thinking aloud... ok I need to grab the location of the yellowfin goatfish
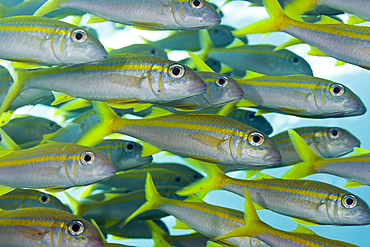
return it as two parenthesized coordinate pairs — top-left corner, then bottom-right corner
(0, 54), (207, 115)
(233, 0), (370, 69)
(272, 126), (360, 166)
(77, 102), (282, 168)
(178, 163), (370, 225)
(34, 0), (221, 30)
(0, 16), (107, 66)
(0, 207), (105, 246)
(122, 173), (268, 247)
(237, 75), (366, 118)
(108, 44), (168, 59)
(214, 189), (359, 247)
(282, 129), (370, 187)
(0, 142), (116, 190)
(0, 188), (67, 211)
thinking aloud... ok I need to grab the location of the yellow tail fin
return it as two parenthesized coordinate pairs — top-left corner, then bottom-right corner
(33, 0), (64, 16)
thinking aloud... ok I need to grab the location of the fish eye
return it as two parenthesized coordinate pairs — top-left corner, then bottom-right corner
(68, 220), (85, 236)
(194, 173), (200, 179)
(215, 76), (228, 87)
(80, 151), (95, 165)
(247, 112), (255, 120)
(342, 195), (357, 209)
(168, 64), (185, 79)
(38, 194), (51, 204)
(49, 122), (55, 129)
(328, 128), (341, 139)
(291, 56), (300, 64)
(189, 0), (204, 9)
(71, 30), (88, 43)
(329, 84), (344, 97)
(150, 48), (156, 55)
(248, 132), (264, 146)
(175, 176), (182, 183)
(124, 142), (135, 152)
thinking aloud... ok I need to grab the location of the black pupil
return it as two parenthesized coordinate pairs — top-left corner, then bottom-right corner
(248, 113), (255, 119)
(75, 32), (83, 40)
(127, 144), (134, 150)
(293, 57), (299, 63)
(333, 86), (341, 94)
(41, 196), (48, 202)
(151, 49), (156, 54)
(214, 29), (219, 33)
(194, 174), (199, 179)
(331, 130), (338, 136)
(218, 78), (226, 86)
(172, 67), (181, 76)
(253, 135), (260, 143)
(193, 0), (201, 6)
(72, 223), (80, 232)
(84, 155), (91, 162)
(175, 177), (181, 182)
(49, 123), (54, 128)
(346, 198), (354, 205)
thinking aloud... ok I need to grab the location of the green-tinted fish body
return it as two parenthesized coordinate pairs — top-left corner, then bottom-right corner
(34, 0), (221, 30)
(0, 16), (107, 66)
(238, 75), (366, 118)
(93, 140), (153, 172)
(0, 188), (67, 211)
(208, 44), (313, 76)
(272, 126), (360, 166)
(152, 25), (241, 51)
(0, 207), (104, 246)
(108, 44), (168, 59)
(3, 116), (60, 145)
(78, 102), (282, 168)
(0, 54), (207, 115)
(0, 143), (116, 189)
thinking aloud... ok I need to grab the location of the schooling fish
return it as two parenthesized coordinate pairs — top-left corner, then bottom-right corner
(0, 207), (105, 246)
(76, 102), (282, 168)
(237, 74), (366, 118)
(178, 163), (370, 225)
(214, 189), (359, 247)
(0, 54), (207, 115)
(282, 129), (370, 187)
(34, 0), (221, 30)
(108, 44), (168, 59)
(0, 16), (107, 66)
(272, 126), (360, 166)
(233, 0), (370, 69)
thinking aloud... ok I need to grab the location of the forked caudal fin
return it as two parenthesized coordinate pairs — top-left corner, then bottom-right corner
(33, 0), (65, 16)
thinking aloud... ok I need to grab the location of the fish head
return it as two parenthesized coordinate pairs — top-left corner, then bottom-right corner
(197, 72), (244, 107)
(328, 193), (370, 225)
(56, 217), (105, 246)
(276, 49), (313, 76)
(113, 141), (153, 172)
(151, 62), (207, 101)
(172, 0), (221, 30)
(205, 58), (222, 73)
(231, 129), (281, 167)
(315, 83), (366, 117)
(313, 127), (360, 158)
(53, 28), (108, 65)
(65, 146), (116, 187)
(235, 110), (273, 135)
(208, 25), (236, 48)
(34, 192), (69, 211)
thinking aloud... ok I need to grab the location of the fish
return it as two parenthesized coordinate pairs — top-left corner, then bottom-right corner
(76, 102), (282, 168)
(3, 115), (60, 146)
(93, 140), (153, 172)
(0, 207), (105, 246)
(232, 0), (370, 69)
(34, 0), (221, 30)
(282, 129), (370, 187)
(237, 74), (366, 118)
(0, 54), (207, 115)
(0, 16), (107, 66)
(108, 44), (168, 59)
(178, 163), (370, 225)
(0, 188), (68, 211)
(272, 126), (361, 166)
(122, 173), (269, 247)
(207, 44), (313, 76)
(0, 142), (116, 190)
(214, 188), (359, 247)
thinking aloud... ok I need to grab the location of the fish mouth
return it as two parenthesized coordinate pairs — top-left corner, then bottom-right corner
(202, 14), (221, 28)
(356, 214), (370, 225)
(206, 93), (244, 107)
(265, 153), (282, 166)
(189, 84), (208, 96)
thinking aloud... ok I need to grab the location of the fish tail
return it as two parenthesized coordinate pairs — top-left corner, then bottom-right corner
(198, 29), (215, 60)
(177, 161), (226, 196)
(121, 173), (164, 227)
(64, 192), (84, 217)
(214, 188), (263, 240)
(0, 67), (27, 115)
(280, 129), (322, 179)
(33, 0), (64, 16)
(284, 0), (316, 20)
(76, 101), (122, 147)
(146, 220), (172, 247)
